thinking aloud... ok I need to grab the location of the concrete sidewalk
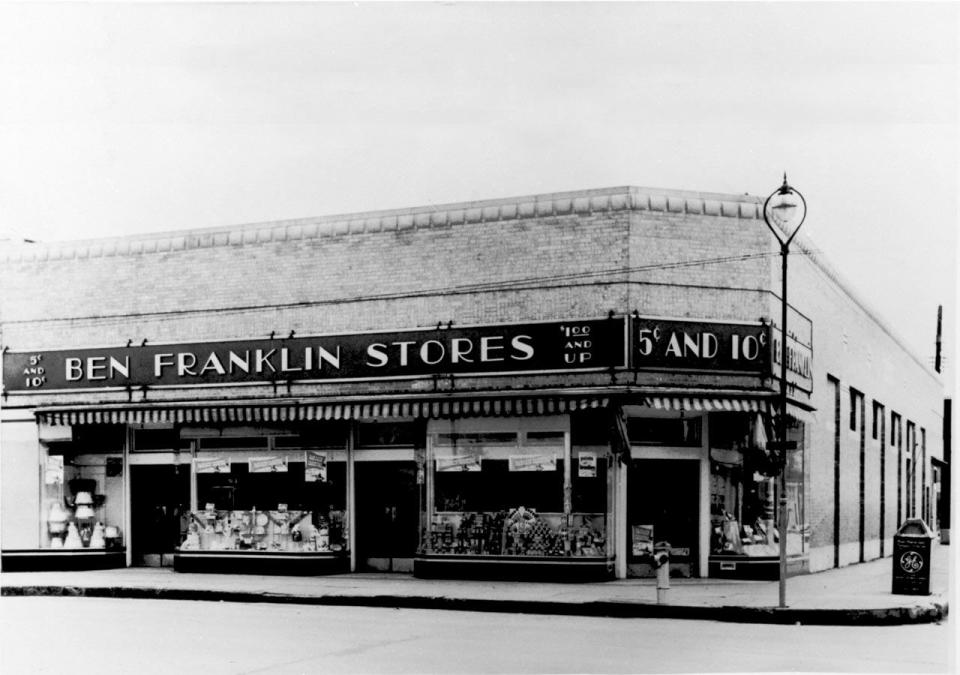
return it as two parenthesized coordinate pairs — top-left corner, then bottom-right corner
(1, 543), (950, 625)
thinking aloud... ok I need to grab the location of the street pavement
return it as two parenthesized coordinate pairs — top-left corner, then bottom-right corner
(1, 542), (951, 625)
(1, 596), (951, 674)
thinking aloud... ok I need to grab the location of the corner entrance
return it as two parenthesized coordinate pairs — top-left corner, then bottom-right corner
(355, 461), (419, 572)
(627, 459), (700, 577)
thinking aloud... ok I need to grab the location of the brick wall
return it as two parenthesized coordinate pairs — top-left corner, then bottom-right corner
(782, 237), (943, 572)
(2, 213), (633, 347)
(627, 210), (772, 321)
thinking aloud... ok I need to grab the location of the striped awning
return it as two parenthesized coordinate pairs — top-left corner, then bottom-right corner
(36, 396), (610, 426)
(644, 396), (769, 413)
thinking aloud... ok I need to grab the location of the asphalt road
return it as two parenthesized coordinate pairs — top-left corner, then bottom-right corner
(0, 596), (951, 674)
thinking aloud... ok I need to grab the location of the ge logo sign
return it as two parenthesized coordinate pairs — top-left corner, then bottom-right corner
(899, 550), (923, 574)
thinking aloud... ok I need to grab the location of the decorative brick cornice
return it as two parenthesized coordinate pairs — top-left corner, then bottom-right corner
(0, 185), (763, 264)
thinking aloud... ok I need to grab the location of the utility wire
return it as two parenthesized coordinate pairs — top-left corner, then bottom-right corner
(3, 249), (796, 327)
(439, 251), (780, 295)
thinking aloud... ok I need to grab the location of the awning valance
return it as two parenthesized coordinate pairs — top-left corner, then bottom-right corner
(643, 396), (769, 413)
(36, 396), (610, 426)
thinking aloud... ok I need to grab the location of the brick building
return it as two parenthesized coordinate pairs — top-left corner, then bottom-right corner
(0, 185), (944, 580)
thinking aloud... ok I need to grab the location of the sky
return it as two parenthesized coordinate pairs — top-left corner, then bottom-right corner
(0, 1), (956, 386)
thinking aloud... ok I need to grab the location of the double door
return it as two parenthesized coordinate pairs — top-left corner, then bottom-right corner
(355, 461), (420, 572)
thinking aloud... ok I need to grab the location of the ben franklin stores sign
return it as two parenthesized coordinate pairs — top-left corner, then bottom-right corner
(2, 316), (810, 393)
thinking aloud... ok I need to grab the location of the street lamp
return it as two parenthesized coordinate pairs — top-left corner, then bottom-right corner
(762, 173), (807, 609)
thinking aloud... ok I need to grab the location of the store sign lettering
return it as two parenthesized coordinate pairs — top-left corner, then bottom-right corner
(770, 323), (814, 394)
(364, 335), (534, 368)
(2, 318), (627, 392)
(2, 315), (812, 393)
(632, 318), (771, 373)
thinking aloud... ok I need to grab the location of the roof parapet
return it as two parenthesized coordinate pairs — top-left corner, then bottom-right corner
(0, 185), (763, 264)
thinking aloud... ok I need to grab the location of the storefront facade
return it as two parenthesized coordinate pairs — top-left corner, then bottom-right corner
(0, 185), (943, 580)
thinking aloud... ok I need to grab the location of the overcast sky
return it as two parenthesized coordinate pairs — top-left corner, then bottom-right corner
(0, 2), (956, 385)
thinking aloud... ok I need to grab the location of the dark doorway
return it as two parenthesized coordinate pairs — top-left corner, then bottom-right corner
(355, 461), (419, 572)
(627, 459), (700, 577)
(130, 465), (191, 567)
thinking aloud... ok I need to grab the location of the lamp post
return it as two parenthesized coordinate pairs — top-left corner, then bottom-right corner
(762, 174), (806, 609)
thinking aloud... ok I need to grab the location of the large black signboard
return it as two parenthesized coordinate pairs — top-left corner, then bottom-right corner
(633, 317), (771, 374)
(3, 317), (627, 392)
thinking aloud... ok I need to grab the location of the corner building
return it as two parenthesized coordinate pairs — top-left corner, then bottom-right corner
(0, 186), (944, 581)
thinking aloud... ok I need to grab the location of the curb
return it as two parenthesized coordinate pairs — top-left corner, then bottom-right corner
(1, 585), (948, 626)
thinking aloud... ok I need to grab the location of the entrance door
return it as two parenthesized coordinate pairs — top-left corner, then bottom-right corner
(628, 459), (700, 577)
(130, 465), (191, 567)
(355, 461), (419, 572)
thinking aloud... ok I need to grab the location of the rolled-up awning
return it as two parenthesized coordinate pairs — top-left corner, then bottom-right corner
(643, 396), (770, 413)
(35, 395), (610, 426)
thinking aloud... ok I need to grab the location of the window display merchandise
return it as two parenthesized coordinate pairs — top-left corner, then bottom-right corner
(708, 413), (807, 577)
(180, 507), (345, 553)
(416, 417), (614, 580)
(42, 452), (124, 552)
(1, 436), (134, 571)
(174, 432), (349, 574)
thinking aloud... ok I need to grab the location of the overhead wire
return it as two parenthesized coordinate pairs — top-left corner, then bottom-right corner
(3, 249), (797, 327)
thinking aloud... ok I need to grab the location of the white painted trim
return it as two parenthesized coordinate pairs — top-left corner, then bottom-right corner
(630, 446), (703, 461)
(123, 427), (132, 568)
(352, 448), (415, 462)
(0, 408), (36, 422)
(563, 429), (572, 528)
(128, 452), (180, 465)
(189, 441), (198, 512)
(347, 423), (356, 573)
(699, 443), (710, 578)
(615, 461), (628, 579)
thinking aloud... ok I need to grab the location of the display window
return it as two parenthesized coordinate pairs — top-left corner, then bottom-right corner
(40, 426), (126, 552)
(709, 413), (807, 559)
(420, 417), (611, 559)
(179, 426), (348, 554)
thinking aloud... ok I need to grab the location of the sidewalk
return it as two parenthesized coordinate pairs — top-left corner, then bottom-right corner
(2, 543), (950, 626)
